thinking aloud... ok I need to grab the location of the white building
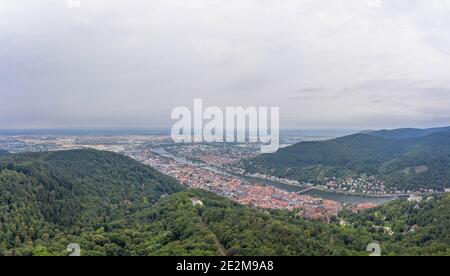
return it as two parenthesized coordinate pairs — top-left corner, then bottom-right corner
(191, 198), (204, 207)
(408, 194), (423, 203)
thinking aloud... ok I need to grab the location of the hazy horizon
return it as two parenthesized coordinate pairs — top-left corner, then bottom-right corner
(0, 125), (449, 136)
(2, 0), (450, 129)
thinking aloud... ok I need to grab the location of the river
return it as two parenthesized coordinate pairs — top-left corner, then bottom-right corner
(151, 148), (400, 204)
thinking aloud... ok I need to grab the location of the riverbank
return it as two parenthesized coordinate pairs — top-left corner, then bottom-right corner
(149, 147), (405, 204)
(235, 173), (406, 199)
(235, 174), (400, 204)
(235, 173), (443, 203)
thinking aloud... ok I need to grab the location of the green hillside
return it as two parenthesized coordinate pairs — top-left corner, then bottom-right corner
(0, 150), (372, 256)
(241, 129), (450, 191)
(0, 150), (183, 255)
(343, 193), (450, 256)
(367, 126), (450, 140)
(1, 149), (449, 256)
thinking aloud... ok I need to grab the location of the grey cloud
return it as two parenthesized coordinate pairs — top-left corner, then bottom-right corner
(1, 0), (450, 129)
(294, 87), (325, 94)
(290, 87), (341, 101)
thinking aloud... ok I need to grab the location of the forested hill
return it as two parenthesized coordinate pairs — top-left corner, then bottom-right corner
(0, 149), (183, 255)
(114, 191), (450, 256)
(365, 126), (450, 140)
(1, 149), (449, 256)
(343, 193), (450, 256)
(0, 150), (372, 256)
(241, 127), (450, 191)
(0, 149), (8, 155)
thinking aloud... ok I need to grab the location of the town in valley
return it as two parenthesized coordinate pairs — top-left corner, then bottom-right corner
(0, 131), (428, 222)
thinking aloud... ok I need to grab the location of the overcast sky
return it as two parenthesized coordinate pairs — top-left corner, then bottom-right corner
(1, 0), (450, 129)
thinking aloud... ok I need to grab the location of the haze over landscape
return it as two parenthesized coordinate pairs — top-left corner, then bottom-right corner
(1, 0), (450, 129)
(1, 0), (450, 258)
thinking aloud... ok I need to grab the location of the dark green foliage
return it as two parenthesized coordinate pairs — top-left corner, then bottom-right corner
(0, 149), (183, 255)
(1, 149), (449, 256)
(242, 130), (450, 191)
(343, 194), (450, 256)
(133, 190), (373, 256)
(367, 126), (450, 140)
(0, 150), (372, 256)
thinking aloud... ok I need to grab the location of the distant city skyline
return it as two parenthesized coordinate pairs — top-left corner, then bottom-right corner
(1, 0), (450, 129)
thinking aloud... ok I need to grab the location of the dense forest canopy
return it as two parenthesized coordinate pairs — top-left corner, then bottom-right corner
(342, 193), (450, 256)
(0, 150), (183, 255)
(366, 126), (450, 140)
(0, 149), (449, 256)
